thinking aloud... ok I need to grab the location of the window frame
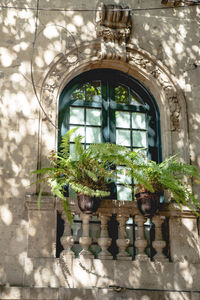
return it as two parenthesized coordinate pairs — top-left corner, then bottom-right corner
(59, 68), (162, 162)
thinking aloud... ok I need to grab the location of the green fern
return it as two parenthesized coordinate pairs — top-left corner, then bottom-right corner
(135, 155), (200, 216)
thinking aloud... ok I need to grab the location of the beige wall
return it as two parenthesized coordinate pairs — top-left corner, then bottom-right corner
(0, 0), (200, 298)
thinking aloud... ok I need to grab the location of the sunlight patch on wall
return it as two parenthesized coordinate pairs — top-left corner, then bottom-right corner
(34, 267), (58, 287)
(13, 41), (29, 52)
(44, 25), (60, 39)
(19, 252), (33, 275)
(44, 50), (55, 65)
(6, 179), (20, 197)
(66, 23), (77, 33)
(16, 220), (28, 242)
(141, 296), (151, 300)
(175, 42), (183, 54)
(0, 204), (13, 226)
(10, 73), (27, 88)
(5, 9), (17, 26)
(182, 218), (195, 231)
(12, 161), (21, 176)
(35, 56), (44, 68)
(178, 76), (191, 92)
(73, 15), (84, 27)
(19, 61), (30, 76)
(178, 261), (194, 287)
(1, 288), (21, 299)
(0, 47), (16, 67)
(178, 24), (187, 39)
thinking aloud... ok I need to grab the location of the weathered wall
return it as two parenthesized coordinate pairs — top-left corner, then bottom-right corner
(0, 0), (200, 299)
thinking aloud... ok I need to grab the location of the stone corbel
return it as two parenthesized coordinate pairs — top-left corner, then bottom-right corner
(96, 3), (132, 61)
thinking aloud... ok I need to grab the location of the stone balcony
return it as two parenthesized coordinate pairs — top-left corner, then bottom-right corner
(24, 195), (200, 292)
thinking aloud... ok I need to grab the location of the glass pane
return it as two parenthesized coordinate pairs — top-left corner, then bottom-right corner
(116, 167), (132, 184)
(144, 225), (151, 241)
(126, 217), (134, 224)
(73, 214), (81, 221)
(117, 185), (132, 201)
(72, 222), (82, 242)
(132, 113), (146, 129)
(86, 109), (101, 126)
(132, 131), (147, 147)
(130, 91), (143, 106)
(126, 225), (134, 244)
(85, 81), (101, 101)
(133, 148), (147, 160)
(69, 107), (84, 125)
(116, 111), (130, 128)
(127, 247), (134, 258)
(89, 223), (101, 243)
(72, 86), (85, 100)
(86, 127), (101, 143)
(69, 143), (85, 161)
(69, 126), (85, 141)
(116, 129), (131, 146)
(114, 85), (129, 104)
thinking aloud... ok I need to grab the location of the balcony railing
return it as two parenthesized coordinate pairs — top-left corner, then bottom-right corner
(57, 198), (170, 262)
(26, 195), (199, 263)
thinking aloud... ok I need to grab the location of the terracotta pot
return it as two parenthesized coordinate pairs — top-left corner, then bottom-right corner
(135, 191), (160, 217)
(77, 194), (101, 214)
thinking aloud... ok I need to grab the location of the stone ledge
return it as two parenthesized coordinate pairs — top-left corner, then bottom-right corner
(0, 287), (58, 300)
(0, 287), (200, 300)
(25, 195), (199, 218)
(19, 257), (200, 291)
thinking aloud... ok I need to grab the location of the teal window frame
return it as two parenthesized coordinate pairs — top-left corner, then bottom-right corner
(57, 68), (162, 259)
(59, 68), (161, 163)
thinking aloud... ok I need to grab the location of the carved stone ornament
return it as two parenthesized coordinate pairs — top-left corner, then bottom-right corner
(40, 42), (184, 132)
(95, 3), (132, 61)
(128, 51), (181, 131)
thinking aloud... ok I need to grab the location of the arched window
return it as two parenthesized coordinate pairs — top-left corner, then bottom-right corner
(59, 68), (161, 200)
(57, 68), (161, 258)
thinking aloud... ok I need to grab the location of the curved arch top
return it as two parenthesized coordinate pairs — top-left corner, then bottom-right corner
(39, 40), (189, 162)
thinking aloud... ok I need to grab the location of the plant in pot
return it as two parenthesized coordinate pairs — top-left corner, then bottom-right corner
(32, 128), (116, 222)
(32, 128), (148, 222)
(133, 154), (200, 217)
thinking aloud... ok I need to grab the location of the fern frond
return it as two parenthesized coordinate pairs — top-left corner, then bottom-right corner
(60, 127), (79, 159)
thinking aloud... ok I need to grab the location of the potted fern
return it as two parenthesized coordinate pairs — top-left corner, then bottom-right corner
(133, 155), (200, 217)
(33, 128), (115, 221)
(33, 128), (149, 221)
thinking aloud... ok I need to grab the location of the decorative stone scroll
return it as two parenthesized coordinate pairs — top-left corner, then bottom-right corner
(96, 3), (132, 61)
(128, 51), (181, 131)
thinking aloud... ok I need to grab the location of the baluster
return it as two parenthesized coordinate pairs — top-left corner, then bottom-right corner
(79, 213), (94, 258)
(60, 211), (75, 259)
(134, 215), (149, 261)
(98, 213), (112, 260)
(116, 214), (132, 260)
(152, 216), (168, 262)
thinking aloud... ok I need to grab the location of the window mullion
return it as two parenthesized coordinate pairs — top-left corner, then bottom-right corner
(102, 80), (109, 143)
(108, 82), (116, 144)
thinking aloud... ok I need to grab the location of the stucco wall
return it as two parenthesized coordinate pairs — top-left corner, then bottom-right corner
(0, 0), (200, 298)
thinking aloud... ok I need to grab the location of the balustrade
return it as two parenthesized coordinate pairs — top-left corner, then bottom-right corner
(116, 214), (132, 260)
(152, 215), (168, 262)
(58, 198), (169, 261)
(79, 213), (94, 258)
(134, 215), (149, 261)
(97, 213), (112, 259)
(25, 195), (200, 266)
(60, 211), (75, 259)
